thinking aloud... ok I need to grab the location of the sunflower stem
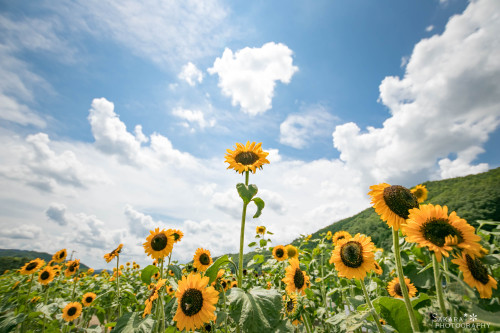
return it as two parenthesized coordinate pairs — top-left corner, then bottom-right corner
(303, 311), (313, 333)
(442, 259), (456, 320)
(237, 170), (250, 288)
(360, 279), (384, 333)
(160, 258), (166, 333)
(432, 253), (447, 317)
(392, 228), (419, 332)
(116, 255), (121, 319)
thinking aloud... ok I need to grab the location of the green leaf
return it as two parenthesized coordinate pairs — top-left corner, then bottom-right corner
(248, 242), (257, 247)
(205, 255), (229, 285)
(140, 265), (159, 285)
(252, 197), (265, 218)
(164, 327), (181, 333)
(253, 254), (264, 264)
(167, 264), (182, 280)
(227, 287), (282, 333)
(470, 304), (500, 328)
(236, 183), (258, 204)
(259, 239), (267, 247)
(0, 313), (26, 333)
(113, 312), (155, 333)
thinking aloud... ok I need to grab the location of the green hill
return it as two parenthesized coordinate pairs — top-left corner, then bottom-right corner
(0, 249), (89, 274)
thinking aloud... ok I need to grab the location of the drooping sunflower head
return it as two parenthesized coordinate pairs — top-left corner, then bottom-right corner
(285, 245), (299, 259)
(411, 184), (428, 203)
(284, 293), (298, 316)
(193, 248), (213, 272)
(256, 226), (266, 235)
(282, 258), (309, 295)
(173, 273), (219, 332)
(62, 302), (82, 322)
(143, 228), (175, 260)
(368, 183), (419, 230)
(273, 245), (288, 262)
(387, 277), (417, 298)
(104, 244), (123, 263)
(52, 249), (67, 263)
(171, 229), (184, 243)
(402, 204), (481, 262)
(38, 266), (56, 285)
(20, 258), (45, 275)
(225, 141), (270, 174)
(82, 292), (97, 307)
(452, 253), (497, 299)
(332, 231), (351, 246)
(330, 233), (375, 280)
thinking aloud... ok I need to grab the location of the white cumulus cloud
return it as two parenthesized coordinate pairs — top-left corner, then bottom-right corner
(172, 107), (216, 131)
(178, 62), (203, 86)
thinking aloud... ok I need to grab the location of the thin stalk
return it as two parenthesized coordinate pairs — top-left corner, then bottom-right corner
(116, 256), (122, 318)
(360, 280), (384, 333)
(303, 311), (313, 333)
(159, 259), (165, 332)
(392, 228), (419, 332)
(432, 253), (447, 316)
(442, 260), (456, 319)
(236, 171), (250, 333)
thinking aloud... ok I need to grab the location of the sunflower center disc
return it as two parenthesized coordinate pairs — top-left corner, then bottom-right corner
(421, 218), (463, 247)
(67, 307), (77, 316)
(199, 253), (210, 265)
(394, 283), (403, 297)
(340, 242), (363, 268)
(465, 254), (490, 284)
(293, 268), (305, 289)
(151, 233), (168, 251)
(235, 151), (259, 165)
(59, 252), (65, 259)
(287, 248), (297, 258)
(287, 299), (295, 313)
(276, 248), (284, 258)
(85, 296), (93, 303)
(414, 188), (423, 198)
(181, 288), (204, 316)
(26, 262), (37, 271)
(40, 271), (50, 280)
(383, 185), (419, 219)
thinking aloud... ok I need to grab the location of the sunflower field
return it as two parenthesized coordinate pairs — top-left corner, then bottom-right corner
(1, 141), (499, 333)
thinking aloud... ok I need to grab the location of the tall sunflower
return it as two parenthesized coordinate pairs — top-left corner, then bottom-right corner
(332, 231), (351, 246)
(452, 253), (497, 299)
(225, 141), (270, 174)
(387, 277), (417, 298)
(173, 273), (219, 332)
(273, 245), (288, 261)
(285, 245), (299, 259)
(62, 302), (82, 322)
(368, 183), (419, 230)
(256, 226), (266, 235)
(52, 249), (67, 263)
(282, 258), (309, 295)
(38, 266), (56, 285)
(104, 244), (123, 263)
(193, 248), (213, 272)
(329, 233), (375, 280)
(82, 292), (97, 307)
(171, 229), (184, 243)
(20, 258), (45, 275)
(143, 228), (175, 260)
(402, 204), (481, 262)
(411, 184), (428, 203)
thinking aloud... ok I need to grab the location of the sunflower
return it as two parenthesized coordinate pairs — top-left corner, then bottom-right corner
(402, 204), (481, 262)
(87, 268), (94, 275)
(52, 249), (67, 263)
(285, 245), (299, 259)
(82, 292), (97, 307)
(230, 280), (238, 288)
(273, 245), (288, 261)
(211, 269), (226, 287)
(225, 141), (270, 174)
(411, 184), (428, 203)
(38, 266), (56, 285)
(143, 228), (175, 260)
(387, 277), (417, 298)
(332, 231), (351, 246)
(20, 259), (45, 275)
(104, 244), (123, 263)
(62, 302), (82, 322)
(329, 233), (375, 280)
(379, 319), (386, 325)
(193, 248), (213, 272)
(373, 261), (383, 275)
(173, 273), (219, 332)
(326, 231), (332, 240)
(368, 183), (419, 230)
(167, 286), (175, 295)
(256, 226), (266, 235)
(284, 293), (298, 316)
(171, 229), (184, 243)
(143, 299), (153, 318)
(452, 253), (497, 298)
(65, 260), (80, 277)
(282, 258), (309, 295)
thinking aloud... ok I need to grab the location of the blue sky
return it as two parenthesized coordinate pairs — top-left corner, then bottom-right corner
(1, 0), (499, 269)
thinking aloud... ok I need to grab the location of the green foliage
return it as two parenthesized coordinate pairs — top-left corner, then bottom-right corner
(113, 312), (155, 333)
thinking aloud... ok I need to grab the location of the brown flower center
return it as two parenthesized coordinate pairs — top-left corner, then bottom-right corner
(26, 262), (38, 271)
(67, 306), (77, 316)
(287, 247), (297, 258)
(286, 299), (295, 313)
(235, 151), (259, 165)
(340, 241), (363, 268)
(59, 252), (65, 259)
(199, 253), (210, 266)
(383, 185), (419, 219)
(394, 282), (403, 297)
(180, 288), (204, 316)
(414, 188), (424, 198)
(421, 218), (463, 247)
(151, 233), (168, 251)
(40, 271), (50, 280)
(465, 254), (490, 285)
(293, 268), (305, 289)
(275, 248), (285, 258)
